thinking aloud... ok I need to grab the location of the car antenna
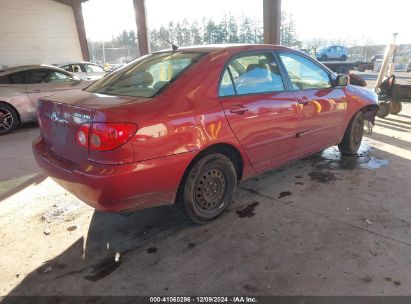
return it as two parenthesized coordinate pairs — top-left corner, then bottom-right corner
(166, 40), (179, 53)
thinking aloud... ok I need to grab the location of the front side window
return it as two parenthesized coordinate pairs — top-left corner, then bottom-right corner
(46, 71), (76, 83)
(219, 53), (285, 96)
(279, 53), (331, 90)
(86, 52), (204, 98)
(84, 64), (104, 73)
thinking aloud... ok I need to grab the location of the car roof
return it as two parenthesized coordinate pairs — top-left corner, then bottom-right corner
(59, 62), (101, 66)
(0, 64), (69, 76)
(154, 44), (292, 54)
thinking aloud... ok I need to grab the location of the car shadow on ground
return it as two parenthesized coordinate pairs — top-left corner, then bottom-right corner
(3, 205), (195, 300)
(2, 138), (411, 298)
(0, 123), (44, 202)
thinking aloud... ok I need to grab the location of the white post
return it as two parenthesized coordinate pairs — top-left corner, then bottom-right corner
(375, 44), (395, 91)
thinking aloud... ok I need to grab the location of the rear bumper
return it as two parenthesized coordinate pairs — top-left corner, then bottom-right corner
(32, 137), (194, 212)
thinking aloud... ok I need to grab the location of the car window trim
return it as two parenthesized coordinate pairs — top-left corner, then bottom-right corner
(276, 50), (334, 92)
(218, 49), (291, 99)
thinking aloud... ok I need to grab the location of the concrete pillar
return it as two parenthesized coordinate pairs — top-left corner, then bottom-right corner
(133, 0), (150, 56)
(263, 0), (281, 45)
(71, 0), (90, 61)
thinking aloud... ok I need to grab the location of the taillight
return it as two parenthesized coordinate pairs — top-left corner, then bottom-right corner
(75, 123), (137, 151)
(76, 123), (90, 147)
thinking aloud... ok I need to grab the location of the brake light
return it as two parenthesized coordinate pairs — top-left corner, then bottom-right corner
(75, 123), (137, 151)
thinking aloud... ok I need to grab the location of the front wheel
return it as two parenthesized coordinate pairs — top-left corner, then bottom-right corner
(177, 153), (237, 224)
(338, 111), (364, 155)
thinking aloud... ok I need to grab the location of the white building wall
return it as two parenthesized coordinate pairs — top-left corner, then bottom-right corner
(0, 0), (83, 67)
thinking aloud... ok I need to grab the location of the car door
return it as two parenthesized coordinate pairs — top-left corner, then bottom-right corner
(278, 52), (348, 154)
(219, 52), (299, 170)
(26, 68), (82, 107)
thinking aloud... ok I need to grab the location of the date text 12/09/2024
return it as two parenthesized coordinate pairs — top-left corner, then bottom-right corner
(149, 296), (257, 303)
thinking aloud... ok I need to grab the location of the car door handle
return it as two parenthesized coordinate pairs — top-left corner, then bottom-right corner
(297, 96), (310, 106)
(28, 89), (41, 93)
(230, 105), (249, 115)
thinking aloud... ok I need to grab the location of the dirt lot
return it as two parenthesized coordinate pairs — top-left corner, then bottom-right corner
(1, 74), (411, 297)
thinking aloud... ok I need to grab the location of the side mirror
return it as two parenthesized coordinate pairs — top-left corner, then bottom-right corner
(336, 74), (349, 87)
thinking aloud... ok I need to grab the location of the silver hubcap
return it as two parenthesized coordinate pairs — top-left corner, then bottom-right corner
(0, 108), (13, 132)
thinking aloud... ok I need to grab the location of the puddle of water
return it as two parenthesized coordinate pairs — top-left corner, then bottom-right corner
(236, 202), (259, 218)
(308, 143), (389, 170)
(308, 171), (337, 183)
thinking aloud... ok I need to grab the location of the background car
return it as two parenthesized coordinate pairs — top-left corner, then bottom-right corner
(0, 65), (92, 134)
(316, 45), (348, 61)
(60, 62), (107, 80)
(33, 45), (378, 224)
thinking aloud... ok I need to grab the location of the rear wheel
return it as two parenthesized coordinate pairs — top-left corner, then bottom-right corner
(338, 111), (364, 155)
(177, 153), (237, 224)
(376, 102), (390, 118)
(389, 101), (402, 115)
(0, 103), (19, 135)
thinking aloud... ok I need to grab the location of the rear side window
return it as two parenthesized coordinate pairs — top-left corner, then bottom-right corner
(219, 53), (285, 97)
(26, 69), (50, 84)
(87, 52), (204, 98)
(0, 72), (25, 84)
(61, 65), (72, 72)
(279, 53), (331, 90)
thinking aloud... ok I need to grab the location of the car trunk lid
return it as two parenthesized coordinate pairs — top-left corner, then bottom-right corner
(37, 90), (145, 164)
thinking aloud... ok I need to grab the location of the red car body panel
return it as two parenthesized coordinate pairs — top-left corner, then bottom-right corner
(33, 44), (378, 212)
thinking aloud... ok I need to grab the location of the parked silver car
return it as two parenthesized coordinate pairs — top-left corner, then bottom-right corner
(0, 65), (92, 135)
(60, 62), (107, 80)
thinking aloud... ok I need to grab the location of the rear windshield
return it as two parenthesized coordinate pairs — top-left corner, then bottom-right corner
(86, 52), (205, 98)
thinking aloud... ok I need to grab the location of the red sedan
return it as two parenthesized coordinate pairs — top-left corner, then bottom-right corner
(33, 44), (379, 223)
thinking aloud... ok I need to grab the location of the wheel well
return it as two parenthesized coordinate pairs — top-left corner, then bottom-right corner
(175, 143), (244, 203)
(0, 101), (21, 123)
(360, 104), (379, 123)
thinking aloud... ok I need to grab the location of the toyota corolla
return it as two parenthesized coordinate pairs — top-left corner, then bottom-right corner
(33, 44), (379, 223)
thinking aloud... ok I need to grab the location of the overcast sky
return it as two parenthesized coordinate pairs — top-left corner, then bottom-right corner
(82, 0), (411, 45)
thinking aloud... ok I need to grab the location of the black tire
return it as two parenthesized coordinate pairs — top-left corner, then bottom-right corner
(389, 101), (402, 115)
(0, 103), (19, 135)
(177, 153), (237, 224)
(338, 111), (364, 155)
(376, 102), (390, 118)
(340, 55), (347, 61)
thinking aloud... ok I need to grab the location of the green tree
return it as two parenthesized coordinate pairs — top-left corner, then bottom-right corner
(227, 14), (239, 43)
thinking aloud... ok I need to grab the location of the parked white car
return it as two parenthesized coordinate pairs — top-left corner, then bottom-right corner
(60, 62), (107, 80)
